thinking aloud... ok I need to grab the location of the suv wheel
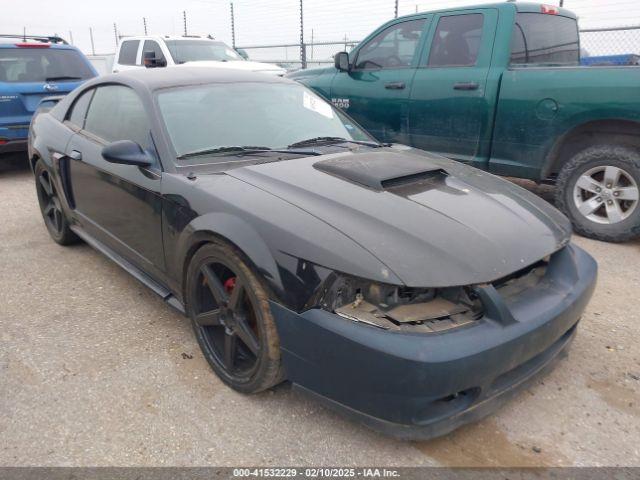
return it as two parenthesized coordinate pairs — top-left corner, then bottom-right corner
(555, 145), (640, 242)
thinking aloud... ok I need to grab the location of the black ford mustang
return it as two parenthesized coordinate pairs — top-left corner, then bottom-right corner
(28, 68), (597, 439)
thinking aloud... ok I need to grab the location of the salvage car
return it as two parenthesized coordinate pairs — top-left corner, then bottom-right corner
(289, 2), (640, 243)
(28, 68), (597, 439)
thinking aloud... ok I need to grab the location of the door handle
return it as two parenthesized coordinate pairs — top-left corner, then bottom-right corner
(453, 82), (479, 91)
(384, 81), (406, 90)
(69, 150), (82, 161)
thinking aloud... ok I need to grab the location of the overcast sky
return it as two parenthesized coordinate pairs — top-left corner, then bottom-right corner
(2, 0), (638, 56)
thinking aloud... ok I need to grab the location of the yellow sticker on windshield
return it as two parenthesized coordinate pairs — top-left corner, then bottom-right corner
(303, 91), (334, 119)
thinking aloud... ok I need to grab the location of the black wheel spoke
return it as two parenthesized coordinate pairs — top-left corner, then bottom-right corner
(201, 265), (229, 307)
(39, 174), (53, 196)
(44, 202), (55, 217)
(228, 281), (245, 311)
(195, 309), (222, 326)
(224, 332), (237, 369)
(53, 209), (62, 232)
(235, 317), (260, 355)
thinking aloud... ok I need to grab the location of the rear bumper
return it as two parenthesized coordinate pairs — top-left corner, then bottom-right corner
(270, 243), (597, 440)
(0, 138), (27, 155)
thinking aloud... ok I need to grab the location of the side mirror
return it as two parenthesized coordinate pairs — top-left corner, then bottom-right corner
(235, 48), (249, 60)
(102, 140), (153, 167)
(334, 51), (350, 71)
(143, 51), (166, 68)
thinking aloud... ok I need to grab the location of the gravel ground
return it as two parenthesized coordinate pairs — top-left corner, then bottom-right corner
(1, 155), (639, 467)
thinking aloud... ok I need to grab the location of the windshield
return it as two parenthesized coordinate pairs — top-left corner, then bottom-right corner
(165, 40), (243, 63)
(158, 82), (373, 160)
(0, 48), (95, 83)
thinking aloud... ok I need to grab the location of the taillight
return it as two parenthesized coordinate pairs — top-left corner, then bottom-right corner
(541, 4), (560, 14)
(0, 139), (7, 145)
(15, 42), (51, 48)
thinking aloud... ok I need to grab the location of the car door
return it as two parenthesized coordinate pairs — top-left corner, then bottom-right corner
(64, 84), (166, 273)
(329, 17), (430, 144)
(408, 9), (498, 169)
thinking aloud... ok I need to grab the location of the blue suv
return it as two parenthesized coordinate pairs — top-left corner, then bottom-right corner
(0, 34), (97, 156)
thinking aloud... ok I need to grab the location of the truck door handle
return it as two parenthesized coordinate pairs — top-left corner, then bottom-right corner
(453, 82), (479, 91)
(384, 81), (406, 90)
(69, 150), (82, 161)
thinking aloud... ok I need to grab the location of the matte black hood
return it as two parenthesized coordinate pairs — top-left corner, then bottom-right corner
(227, 148), (572, 287)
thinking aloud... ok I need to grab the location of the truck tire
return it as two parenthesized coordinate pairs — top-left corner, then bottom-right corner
(555, 145), (640, 242)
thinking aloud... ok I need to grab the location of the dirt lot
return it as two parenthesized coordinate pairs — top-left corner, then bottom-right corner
(1, 155), (639, 467)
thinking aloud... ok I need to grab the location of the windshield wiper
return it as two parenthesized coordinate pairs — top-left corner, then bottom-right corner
(177, 145), (321, 159)
(287, 136), (381, 149)
(45, 76), (82, 82)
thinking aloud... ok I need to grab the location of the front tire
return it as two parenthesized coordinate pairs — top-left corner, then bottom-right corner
(555, 145), (640, 242)
(34, 160), (79, 246)
(186, 241), (284, 393)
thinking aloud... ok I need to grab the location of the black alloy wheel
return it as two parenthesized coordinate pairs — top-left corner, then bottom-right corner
(187, 242), (283, 393)
(34, 160), (78, 245)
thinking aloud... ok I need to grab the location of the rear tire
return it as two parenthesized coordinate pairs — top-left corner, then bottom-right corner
(185, 241), (284, 394)
(34, 160), (79, 246)
(555, 145), (640, 242)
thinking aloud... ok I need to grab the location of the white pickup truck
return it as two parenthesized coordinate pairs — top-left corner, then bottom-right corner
(112, 35), (286, 76)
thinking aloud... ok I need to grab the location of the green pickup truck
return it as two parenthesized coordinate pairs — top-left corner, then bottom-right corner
(288, 2), (640, 242)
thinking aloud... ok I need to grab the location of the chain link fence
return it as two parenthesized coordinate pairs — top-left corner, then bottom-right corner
(580, 26), (640, 59)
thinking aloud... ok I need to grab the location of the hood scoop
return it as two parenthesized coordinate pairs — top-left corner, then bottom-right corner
(313, 152), (446, 190)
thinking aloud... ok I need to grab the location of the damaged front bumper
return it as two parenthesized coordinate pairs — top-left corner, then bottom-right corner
(270, 243), (597, 440)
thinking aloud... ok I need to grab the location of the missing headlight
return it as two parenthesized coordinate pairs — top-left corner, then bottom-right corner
(313, 273), (482, 332)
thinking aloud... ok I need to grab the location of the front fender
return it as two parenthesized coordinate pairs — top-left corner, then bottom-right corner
(176, 211), (283, 297)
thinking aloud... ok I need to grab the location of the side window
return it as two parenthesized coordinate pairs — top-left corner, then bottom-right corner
(118, 40), (140, 66)
(427, 14), (484, 67)
(141, 40), (166, 65)
(355, 19), (426, 70)
(84, 85), (151, 149)
(510, 13), (579, 65)
(66, 89), (95, 128)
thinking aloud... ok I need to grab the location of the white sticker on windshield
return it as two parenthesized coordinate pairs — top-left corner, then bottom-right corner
(303, 91), (334, 119)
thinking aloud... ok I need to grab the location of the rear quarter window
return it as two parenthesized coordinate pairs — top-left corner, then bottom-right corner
(510, 13), (580, 66)
(118, 40), (140, 66)
(0, 48), (94, 83)
(66, 89), (95, 128)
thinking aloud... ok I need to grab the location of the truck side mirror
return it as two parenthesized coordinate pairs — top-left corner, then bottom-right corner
(334, 52), (350, 71)
(143, 51), (166, 68)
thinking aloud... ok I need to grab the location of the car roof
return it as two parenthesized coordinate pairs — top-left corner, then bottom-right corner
(397, 1), (576, 20)
(0, 42), (77, 50)
(120, 35), (224, 43)
(94, 67), (292, 91)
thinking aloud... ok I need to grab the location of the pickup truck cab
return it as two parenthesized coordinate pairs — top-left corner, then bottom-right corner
(112, 36), (286, 76)
(289, 3), (640, 242)
(0, 35), (96, 157)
